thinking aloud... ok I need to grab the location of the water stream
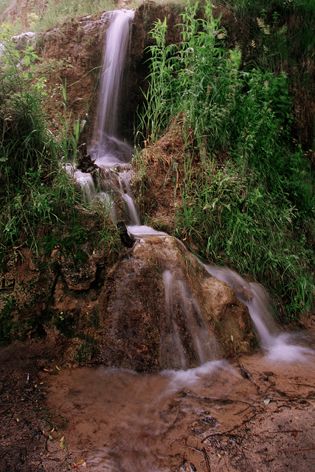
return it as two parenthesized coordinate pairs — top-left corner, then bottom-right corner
(204, 265), (314, 362)
(88, 9), (134, 167)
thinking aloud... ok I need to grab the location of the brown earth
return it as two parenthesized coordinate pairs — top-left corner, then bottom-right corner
(1, 338), (314, 472)
(36, 13), (109, 138)
(0, 208), (122, 360)
(133, 116), (187, 233)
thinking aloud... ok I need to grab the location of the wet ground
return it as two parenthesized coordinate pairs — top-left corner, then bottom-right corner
(1, 339), (314, 472)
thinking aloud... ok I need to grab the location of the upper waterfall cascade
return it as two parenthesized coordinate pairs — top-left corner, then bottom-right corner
(89, 9), (134, 167)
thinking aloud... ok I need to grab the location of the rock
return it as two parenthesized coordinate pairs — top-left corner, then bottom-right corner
(12, 31), (37, 49)
(60, 253), (98, 291)
(98, 235), (255, 372)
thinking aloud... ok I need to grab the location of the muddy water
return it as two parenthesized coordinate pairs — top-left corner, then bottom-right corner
(47, 354), (315, 472)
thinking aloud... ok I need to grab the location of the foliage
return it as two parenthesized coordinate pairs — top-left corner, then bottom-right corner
(139, 1), (314, 319)
(222, 0), (315, 13)
(1, 0), (189, 33)
(0, 34), (120, 266)
(32, 0), (116, 31)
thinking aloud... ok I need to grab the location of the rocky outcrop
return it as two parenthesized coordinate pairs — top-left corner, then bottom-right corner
(35, 14), (110, 135)
(0, 229), (255, 369)
(97, 234), (255, 372)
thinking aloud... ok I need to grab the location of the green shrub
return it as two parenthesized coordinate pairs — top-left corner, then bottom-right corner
(139, 1), (314, 319)
(0, 35), (119, 264)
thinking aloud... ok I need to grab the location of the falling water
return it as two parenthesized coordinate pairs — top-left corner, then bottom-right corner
(161, 270), (187, 370)
(89, 9), (134, 167)
(204, 265), (314, 362)
(68, 9), (140, 225)
(161, 270), (219, 370)
(65, 164), (96, 201)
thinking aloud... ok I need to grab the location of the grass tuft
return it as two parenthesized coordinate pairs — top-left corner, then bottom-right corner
(138, 0), (314, 320)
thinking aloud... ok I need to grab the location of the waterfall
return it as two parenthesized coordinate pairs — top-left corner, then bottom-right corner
(89, 9), (134, 168)
(69, 9), (140, 225)
(160, 270), (220, 370)
(204, 265), (314, 362)
(69, 8), (313, 368)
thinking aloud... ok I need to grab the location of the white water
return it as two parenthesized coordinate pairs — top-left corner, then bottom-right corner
(127, 225), (167, 238)
(161, 270), (188, 370)
(161, 270), (219, 368)
(66, 10), (140, 226)
(65, 164), (96, 201)
(89, 10), (134, 167)
(162, 359), (233, 393)
(122, 193), (141, 225)
(204, 265), (314, 362)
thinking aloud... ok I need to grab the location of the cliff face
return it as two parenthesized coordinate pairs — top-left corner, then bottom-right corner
(28, 3), (183, 143)
(37, 14), (109, 134)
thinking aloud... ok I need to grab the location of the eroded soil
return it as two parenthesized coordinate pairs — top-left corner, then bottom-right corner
(1, 339), (313, 472)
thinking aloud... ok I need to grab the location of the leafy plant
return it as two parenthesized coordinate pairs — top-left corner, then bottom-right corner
(138, 1), (314, 320)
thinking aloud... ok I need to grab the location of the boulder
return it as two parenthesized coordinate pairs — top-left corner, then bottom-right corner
(98, 234), (255, 372)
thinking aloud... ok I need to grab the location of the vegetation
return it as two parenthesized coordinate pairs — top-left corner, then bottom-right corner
(32, 0), (116, 31)
(0, 0), (187, 32)
(0, 34), (120, 266)
(139, 1), (314, 319)
(223, 0), (314, 13)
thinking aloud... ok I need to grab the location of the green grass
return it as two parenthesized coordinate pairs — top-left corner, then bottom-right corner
(220, 0), (315, 13)
(0, 34), (120, 264)
(33, 0), (116, 31)
(1, 0), (189, 33)
(138, 1), (314, 320)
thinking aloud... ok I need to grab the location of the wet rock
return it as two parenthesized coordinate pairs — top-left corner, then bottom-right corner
(98, 235), (255, 372)
(35, 14), (111, 136)
(117, 221), (134, 248)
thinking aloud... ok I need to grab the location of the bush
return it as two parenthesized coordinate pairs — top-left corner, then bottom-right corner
(139, 1), (314, 319)
(0, 34), (119, 264)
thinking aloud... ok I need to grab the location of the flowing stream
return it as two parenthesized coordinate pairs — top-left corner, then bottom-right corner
(88, 9), (134, 167)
